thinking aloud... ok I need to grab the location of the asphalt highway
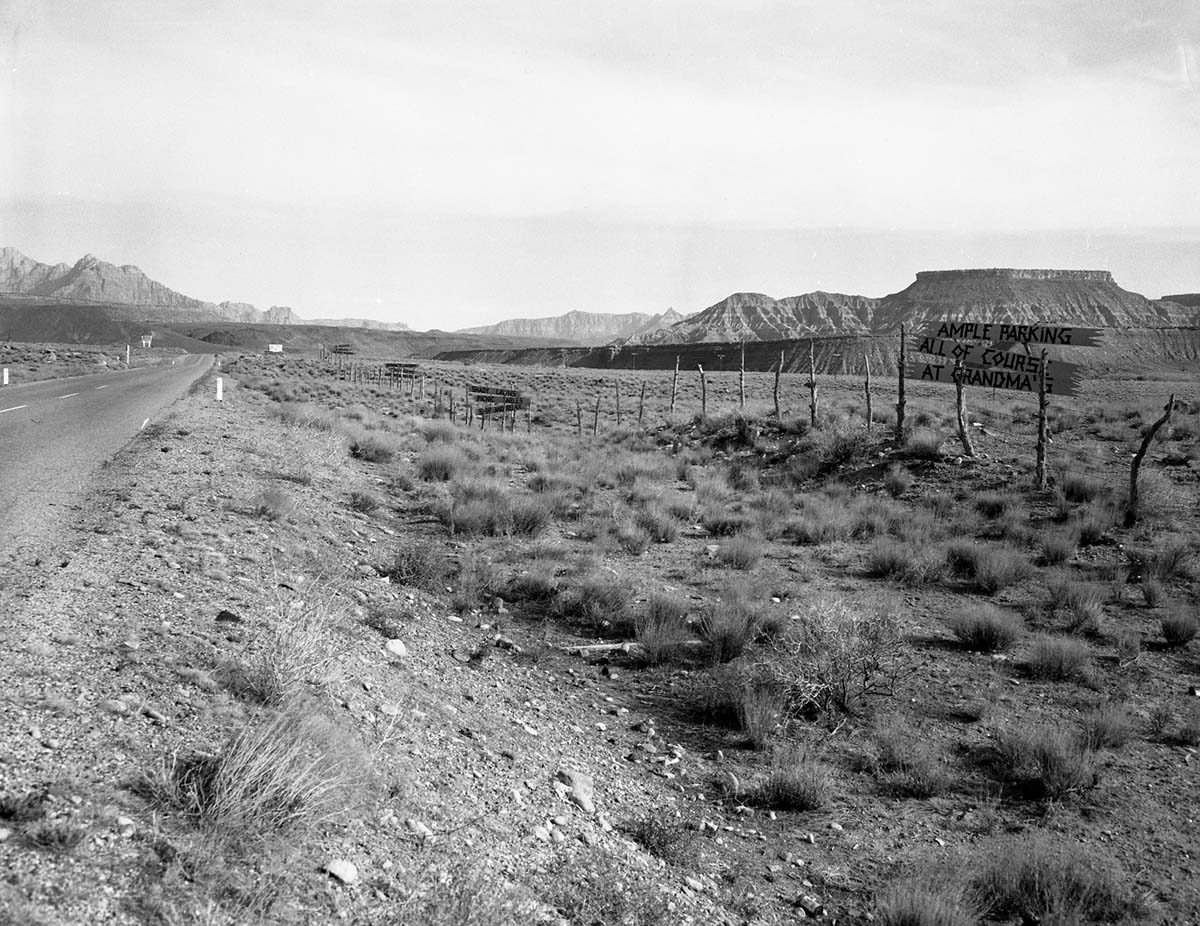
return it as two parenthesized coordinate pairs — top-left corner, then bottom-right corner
(0, 354), (214, 561)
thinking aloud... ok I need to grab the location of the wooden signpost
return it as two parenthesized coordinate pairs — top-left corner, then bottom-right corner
(466, 384), (529, 432)
(912, 322), (1101, 485)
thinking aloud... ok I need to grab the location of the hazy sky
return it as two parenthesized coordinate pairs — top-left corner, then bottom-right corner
(3, 0), (1198, 328)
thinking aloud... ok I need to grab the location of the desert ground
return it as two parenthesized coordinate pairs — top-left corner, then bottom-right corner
(1, 349), (1198, 925)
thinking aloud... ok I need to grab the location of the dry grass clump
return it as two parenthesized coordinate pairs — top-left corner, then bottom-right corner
(1044, 574), (1106, 634)
(1074, 501), (1115, 546)
(700, 508), (753, 536)
(20, 820), (87, 854)
(715, 533), (764, 570)
(1025, 635), (1094, 684)
(1079, 702), (1133, 750)
(994, 727), (1099, 800)
(633, 504), (680, 543)
(349, 489), (380, 514)
(751, 745), (833, 811)
(882, 464), (914, 498)
(902, 428), (944, 460)
(946, 604), (1023, 652)
(1160, 605), (1198, 648)
(440, 482), (551, 538)
(1060, 472), (1106, 503)
(391, 855), (541, 926)
(969, 832), (1138, 923)
(417, 420), (460, 443)
(619, 816), (700, 867)
(1126, 539), (1195, 582)
(866, 539), (946, 587)
(250, 486), (295, 521)
(737, 679), (786, 749)
(698, 587), (759, 663)
(272, 401), (339, 431)
(417, 445), (470, 482)
(383, 543), (448, 591)
(874, 881), (976, 926)
(871, 717), (950, 798)
(151, 704), (372, 838)
(615, 521), (653, 555)
(975, 491), (1022, 519)
(451, 552), (501, 613)
(968, 545), (1032, 594)
(220, 589), (340, 705)
(537, 847), (671, 926)
(1037, 530), (1077, 566)
(634, 593), (693, 665)
(348, 431), (400, 463)
(554, 576), (634, 636)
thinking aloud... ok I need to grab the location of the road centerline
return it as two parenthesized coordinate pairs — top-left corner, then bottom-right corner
(0, 405), (28, 414)
(95, 385), (109, 390)
(58, 392), (81, 399)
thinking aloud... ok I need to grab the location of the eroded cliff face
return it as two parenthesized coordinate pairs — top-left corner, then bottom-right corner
(459, 309), (677, 344)
(639, 269), (1199, 344)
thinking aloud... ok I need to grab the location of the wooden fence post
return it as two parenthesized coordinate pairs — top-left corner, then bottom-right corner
(527, 404), (532, 433)
(739, 341), (745, 410)
(638, 381), (646, 425)
(592, 395), (601, 437)
(670, 355), (679, 420)
(1125, 394), (1174, 526)
(698, 364), (707, 420)
(774, 350), (782, 420)
(576, 399), (583, 437)
(953, 360), (975, 457)
(807, 341), (818, 427)
(864, 353), (872, 431)
(896, 324), (907, 441)
(1035, 349), (1048, 488)
(615, 380), (621, 427)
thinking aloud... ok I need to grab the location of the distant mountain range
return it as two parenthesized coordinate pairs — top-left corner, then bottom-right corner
(625, 269), (1199, 345)
(457, 308), (685, 344)
(0, 248), (409, 329)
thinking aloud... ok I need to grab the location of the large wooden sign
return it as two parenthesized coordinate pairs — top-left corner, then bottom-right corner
(922, 321), (1102, 348)
(914, 337), (1084, 383)
(904, 360), (1080, 397)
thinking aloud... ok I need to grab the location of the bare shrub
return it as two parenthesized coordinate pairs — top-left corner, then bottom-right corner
(452, 552), (501, 614)
(970, 832), (1138, 923)
(151, 704), (371, 837)
(872, 717), (949, 798)
(1126, 539), (1195, 582)
(946, 605), (1022, 652)
(767, 595), (901, 715)
(1141, 576), (1164, 607)
(866, 539), (946, 587)
(1026, 635), (1094, 684)
(1074, 502), (1114, 546)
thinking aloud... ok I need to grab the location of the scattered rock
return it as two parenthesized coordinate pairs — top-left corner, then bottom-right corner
(533, 825), (551, 842)
(828, 822), (844, 832)
(100, 699), (131, 716)
(405, 818), (435, 840)
(385, 639), (408, 658)
(0, 828), (11, 842)
(324, 859), (358, 885)
(215, 609), (242, 624)
(795, 894), (825, 917)
(555, 769), (595, 814)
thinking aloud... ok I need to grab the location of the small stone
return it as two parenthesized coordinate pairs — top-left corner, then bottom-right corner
(215, 609), (242, 624)
(684, 875), (705, 892)
(324, 859), (358, 885)
(533, 825), (551, 842)
(828, 822), (844, 832)
(704, 544), (720, 558)
(405, 818), (434, 839)
(378, 702), (403, 717)
(550, 828), (566, 844)
(385, 639), (408, 658)
(0, 828), (11, 842)
(555, 769), (595, 814)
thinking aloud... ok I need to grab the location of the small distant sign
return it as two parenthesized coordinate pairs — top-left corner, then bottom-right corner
(266, 344), (283, 353)
(905, 361), (1080, 397)
(330, 344), (355, 355)
(920, 321), (1101, 348)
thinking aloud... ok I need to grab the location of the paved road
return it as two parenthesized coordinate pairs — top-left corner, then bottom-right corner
(0, 354), (214, 560)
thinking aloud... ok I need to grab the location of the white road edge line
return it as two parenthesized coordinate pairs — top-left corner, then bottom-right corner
(95, 384), (109, 390)
(0, 404), (28, 414)
(141, 418), (150, 429)
(58, 392), (80, 398)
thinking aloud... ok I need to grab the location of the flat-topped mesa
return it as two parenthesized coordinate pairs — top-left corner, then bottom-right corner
(914, 269), (1114, 283)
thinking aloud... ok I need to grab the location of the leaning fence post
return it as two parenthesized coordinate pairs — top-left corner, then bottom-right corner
(773, 350), (782, 420)
(615, 380), (621, 427)
(864, 353), (873, 431)
(698, 364), (707, 420)
(896, 325), (907, 441)
(592, 394), (601, 437)
(576, 399), (583, 437)
(638, 381), (647, 425)
(807, 341), (817, 427)
(670, 355), (679, 421)
(1126, 394), (1174, 526)
(739, 340), (746, 410)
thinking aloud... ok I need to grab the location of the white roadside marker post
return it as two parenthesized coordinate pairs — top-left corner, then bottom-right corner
(126, 344), (130, 365)
(216, 377), (224, 401)
(2, 368), (8, 386)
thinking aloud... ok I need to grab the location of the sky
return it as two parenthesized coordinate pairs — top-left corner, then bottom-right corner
(2, 0), (1199, 329)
